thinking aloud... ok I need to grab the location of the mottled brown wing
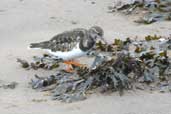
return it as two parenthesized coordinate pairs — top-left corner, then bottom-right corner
(30, 28), (87, 52)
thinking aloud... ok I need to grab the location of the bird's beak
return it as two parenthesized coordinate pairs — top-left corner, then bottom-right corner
(96, 36), (107, 44)
(99, 36), (108, 44)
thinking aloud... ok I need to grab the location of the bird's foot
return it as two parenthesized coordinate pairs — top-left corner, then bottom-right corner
(64, 66), (74, 73)
(64, 61), (81, 66)
(63, 60), (86, 73)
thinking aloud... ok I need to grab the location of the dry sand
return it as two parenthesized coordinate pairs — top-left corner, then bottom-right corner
(0, 0), (171, 114)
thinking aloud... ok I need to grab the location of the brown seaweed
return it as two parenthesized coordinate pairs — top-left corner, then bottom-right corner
(17, 55), (60, 70)
(20, 35), (171, 102)
(109, 0), (171, 24)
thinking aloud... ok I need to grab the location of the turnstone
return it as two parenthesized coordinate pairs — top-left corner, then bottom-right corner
(29, 26), (106, 72)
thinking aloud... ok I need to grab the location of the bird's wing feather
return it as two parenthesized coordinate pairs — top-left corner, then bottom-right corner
(30, 28), (87, 52)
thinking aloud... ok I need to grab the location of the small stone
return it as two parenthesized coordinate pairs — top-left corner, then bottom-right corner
(71, 21), (78, 25)
(50, 16), (56, 19)
(2, 82), (18, 89)
(32, 99), (47, 103)
(91, 1), (95, 4)
(17, 58), (29, 68)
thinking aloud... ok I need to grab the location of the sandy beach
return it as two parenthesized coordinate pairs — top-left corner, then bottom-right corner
(0, 0), (171, 114)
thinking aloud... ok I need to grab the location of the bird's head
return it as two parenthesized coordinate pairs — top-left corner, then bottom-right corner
(89, 26), (107, 44)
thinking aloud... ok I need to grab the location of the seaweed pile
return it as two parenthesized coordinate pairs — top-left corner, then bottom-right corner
(17, 54), (60, 70)
(109, 0), (171, 24)
(18, 35), (171, 102)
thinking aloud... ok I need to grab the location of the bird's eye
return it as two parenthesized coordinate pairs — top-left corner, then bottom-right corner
(97, 33), (101, 36)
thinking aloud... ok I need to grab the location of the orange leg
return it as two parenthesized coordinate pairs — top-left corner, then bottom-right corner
(63, 60), (85, 72)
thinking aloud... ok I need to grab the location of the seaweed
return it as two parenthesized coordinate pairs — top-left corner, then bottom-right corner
(17, 54), (60, 70)
(31, 74), (57, 89)
(109, 0), (171, 24)
(18, 35), (171, 102)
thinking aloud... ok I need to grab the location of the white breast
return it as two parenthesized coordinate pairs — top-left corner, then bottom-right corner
(47, 43), (87, 60)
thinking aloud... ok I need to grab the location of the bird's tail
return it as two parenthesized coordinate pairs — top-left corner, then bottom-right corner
(29, 41), (50, 50)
